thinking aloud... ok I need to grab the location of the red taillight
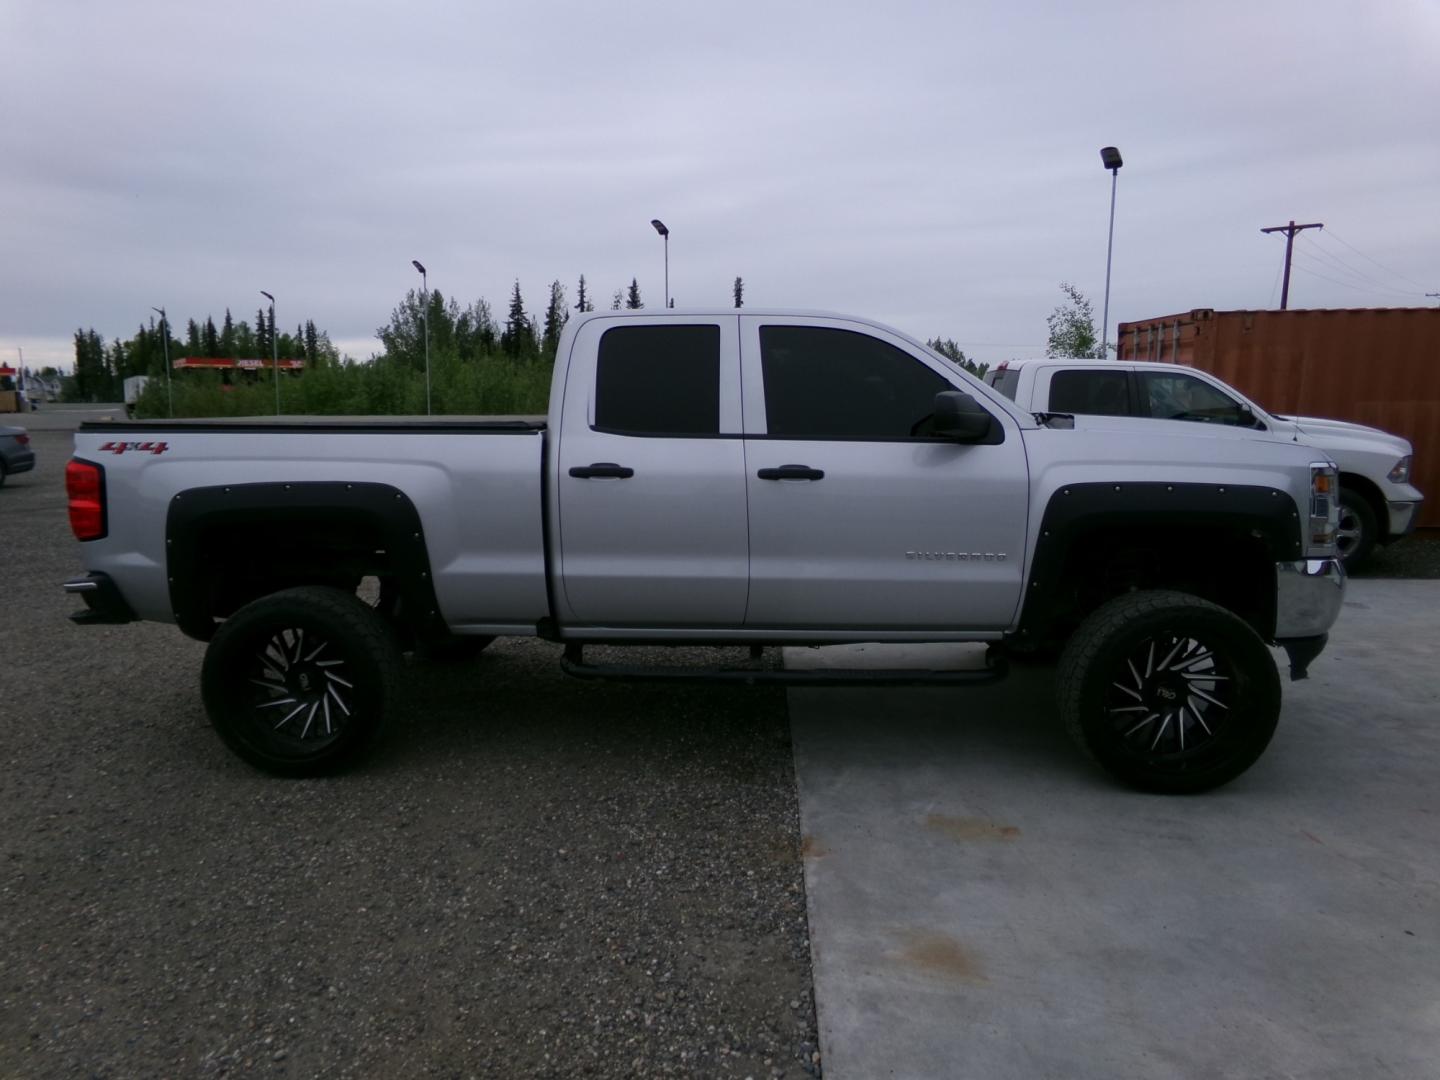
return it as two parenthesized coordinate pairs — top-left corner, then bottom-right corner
(66, 459), (107, 541)
(14, 433), (28, 446)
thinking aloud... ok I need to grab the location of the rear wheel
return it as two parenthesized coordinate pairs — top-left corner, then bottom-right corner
(1336, 487), (1378, 570)
(201, 586), (401, 776)
(1057, 590), (1280, 793)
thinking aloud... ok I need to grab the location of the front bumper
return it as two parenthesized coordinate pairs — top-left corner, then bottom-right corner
(1275, 558), (1346, 639)
(1386, 498), (1422, 539)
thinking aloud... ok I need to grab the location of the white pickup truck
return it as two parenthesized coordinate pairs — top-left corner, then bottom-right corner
(984, 357), (1423, 569)
(64, 309), (1345, 792)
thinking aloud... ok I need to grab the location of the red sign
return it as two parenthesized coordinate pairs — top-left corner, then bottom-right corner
(0, 366), (16, 377)
(173, 357), (305, 370)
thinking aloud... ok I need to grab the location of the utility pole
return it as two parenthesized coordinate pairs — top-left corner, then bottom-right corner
(1261, 220), (1323, 309)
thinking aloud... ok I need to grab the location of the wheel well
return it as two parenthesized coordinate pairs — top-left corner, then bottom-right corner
(1338, 472), (1388, 540)
(196, 512), (391, 621)
(1026, 524), (1276, 647)
(166, 481), (444, 643)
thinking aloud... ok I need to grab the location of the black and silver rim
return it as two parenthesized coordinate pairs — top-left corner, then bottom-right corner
(1105, 634), (1233, 759)
(247, 627), (354, 745)
(1336, 505), (1364, 559)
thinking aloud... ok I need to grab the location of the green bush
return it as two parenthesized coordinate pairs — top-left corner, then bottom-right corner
(132, 355), (554, 420)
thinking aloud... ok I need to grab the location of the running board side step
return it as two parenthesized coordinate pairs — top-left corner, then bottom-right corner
(559, 644), (1008, 686)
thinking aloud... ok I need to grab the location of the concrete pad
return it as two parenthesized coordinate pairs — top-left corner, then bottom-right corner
(787, 580), (1440, 1080)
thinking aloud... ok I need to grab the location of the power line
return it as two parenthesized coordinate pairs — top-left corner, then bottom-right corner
(1289, 261), (1419, 301)
(1320, 229), (1432, 292)
(1297, 233), (1413, 294)
(1289, 249), (1420, 301)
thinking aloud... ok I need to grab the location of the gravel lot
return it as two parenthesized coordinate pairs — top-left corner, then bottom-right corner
(1, 407), (818, 1079)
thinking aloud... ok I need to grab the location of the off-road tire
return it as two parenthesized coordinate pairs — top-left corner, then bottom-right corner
(201, 586), (401, 776)
(1057, 590), (1281, 793)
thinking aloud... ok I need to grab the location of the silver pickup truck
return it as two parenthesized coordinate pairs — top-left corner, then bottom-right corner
(64, 309), (1345, 792)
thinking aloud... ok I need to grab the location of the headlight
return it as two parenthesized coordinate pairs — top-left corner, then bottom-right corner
(1388, 455), (1412, 484)
(1308, 462), (1339, 554)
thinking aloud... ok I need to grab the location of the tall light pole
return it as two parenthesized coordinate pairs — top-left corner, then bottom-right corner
(151, 306), (173, 417)
(1099, 146), (1123, 357)
(412, 260), (431, 415)
(650, 219), (670, 308)
(260, 291), (279, 415)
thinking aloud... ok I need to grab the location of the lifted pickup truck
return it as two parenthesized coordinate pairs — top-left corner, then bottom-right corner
(984, 357), (1423, 569)
(65, 309), (1345, 792)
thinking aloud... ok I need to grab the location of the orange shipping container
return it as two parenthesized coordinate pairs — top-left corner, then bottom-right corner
(1117, 308), (1440, 528)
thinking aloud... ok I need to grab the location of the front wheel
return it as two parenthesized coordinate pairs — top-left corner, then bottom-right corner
(201, 586), (401, 776)
(1057, 590), (1280, 793)
(1336, 487), (1378, 570)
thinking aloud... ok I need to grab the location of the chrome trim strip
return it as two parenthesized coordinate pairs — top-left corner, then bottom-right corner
(1274, 558), (1346, 639)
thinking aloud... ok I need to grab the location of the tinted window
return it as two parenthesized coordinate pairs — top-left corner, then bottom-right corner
(1140, 372), (1250, 426)
(595, 325), (720, 435)
(988, 366), (1020, 401)
(760, 326), (953, 439)
(1048, 369), (1130, 416)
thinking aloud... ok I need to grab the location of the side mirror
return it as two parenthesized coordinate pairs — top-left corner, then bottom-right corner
(932, 391), (994, 443)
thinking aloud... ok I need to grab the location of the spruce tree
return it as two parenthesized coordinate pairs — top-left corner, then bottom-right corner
(220, 310), (235, 356)
(543, 280), (568, 355)
(733, 277), (744, 309)
(502, 280), (529, 358)
(203, 317), (220, 357)
(575, 275), (592, 313)
(625, 278), (643, 309)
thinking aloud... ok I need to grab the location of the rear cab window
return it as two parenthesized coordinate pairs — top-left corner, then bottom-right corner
(1046, 369), (1131, 416)
(988, 365), (1021, 401)
(595, 324), (721, 436)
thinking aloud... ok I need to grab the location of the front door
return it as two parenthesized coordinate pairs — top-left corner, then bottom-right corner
(740, 317), (1029, 631)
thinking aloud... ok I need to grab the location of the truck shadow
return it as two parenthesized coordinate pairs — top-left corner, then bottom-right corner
(383, 638), (1087, 787)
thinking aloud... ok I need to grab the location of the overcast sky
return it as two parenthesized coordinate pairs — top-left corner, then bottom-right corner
(4, 0), (1437, 373)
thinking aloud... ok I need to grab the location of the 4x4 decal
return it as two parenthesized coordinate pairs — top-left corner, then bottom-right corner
(99, 441), (169, 456)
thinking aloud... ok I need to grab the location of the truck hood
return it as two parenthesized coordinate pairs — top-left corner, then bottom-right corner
(1270, 414), (1413, 456)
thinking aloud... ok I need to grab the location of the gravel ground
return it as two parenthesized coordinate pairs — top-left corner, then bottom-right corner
(1, 408), (819, 1079)
(1348, 529), (1440, 579)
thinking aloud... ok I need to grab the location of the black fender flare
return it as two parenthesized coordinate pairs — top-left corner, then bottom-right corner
(166, 481), (445, 642)
(1016, 481), (1306, 642)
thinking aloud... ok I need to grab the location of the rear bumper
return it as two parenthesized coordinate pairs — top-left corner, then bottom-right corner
(63, 572), (135, 625)
(2, 450), (35, 474)
(1274, 558), (1345, 639)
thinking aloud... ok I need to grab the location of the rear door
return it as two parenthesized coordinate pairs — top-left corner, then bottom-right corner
(553, 315), (749, 627)
(739, 317), (1029, 631)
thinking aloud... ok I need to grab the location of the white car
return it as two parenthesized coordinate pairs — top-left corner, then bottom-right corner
(984, 357), (1422, 569)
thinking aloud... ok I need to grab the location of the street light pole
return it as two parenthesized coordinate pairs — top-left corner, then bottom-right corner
(650, 220), (670, 308)
(1099, 146), (1123, 358)
(260, 291), (279, 415)
(151, 306), (173, 417)
(412, 260), (431, 415)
